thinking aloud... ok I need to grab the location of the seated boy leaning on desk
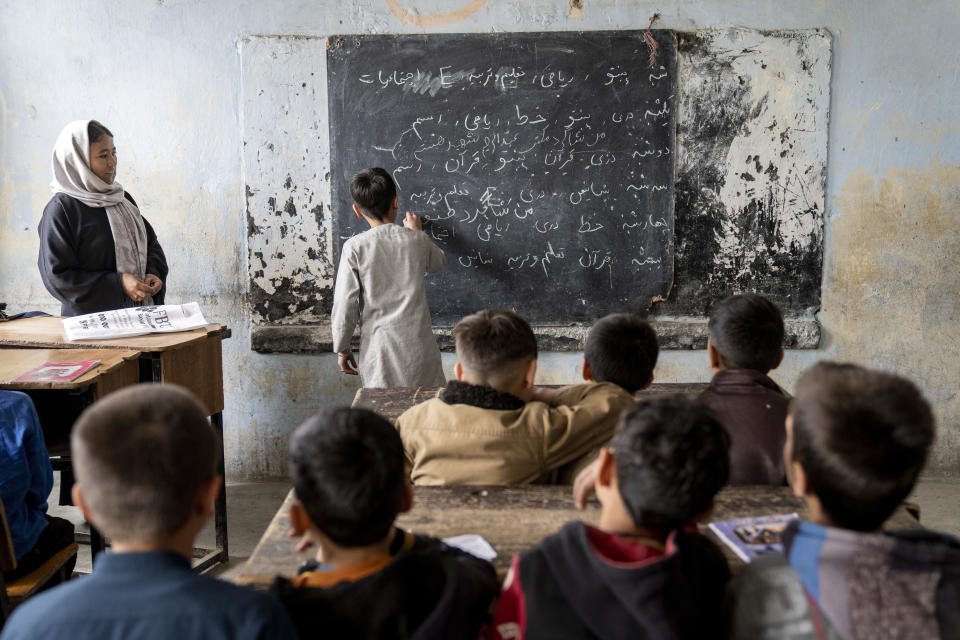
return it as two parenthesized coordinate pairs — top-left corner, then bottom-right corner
(270, 407), (498, 639)
(331, 167), (447, 388)
(490, 396), (732, 640)
(727, 362), (960, 640)
(395, 309), (653, 485)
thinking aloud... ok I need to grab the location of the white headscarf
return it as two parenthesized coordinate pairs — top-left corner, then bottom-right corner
(50, 120), (152, 305)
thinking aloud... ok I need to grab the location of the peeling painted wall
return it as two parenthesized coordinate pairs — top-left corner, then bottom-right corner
(0, 0), (957, 478)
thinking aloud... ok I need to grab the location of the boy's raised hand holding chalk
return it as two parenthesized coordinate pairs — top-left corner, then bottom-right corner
(403, 211), (422, 230)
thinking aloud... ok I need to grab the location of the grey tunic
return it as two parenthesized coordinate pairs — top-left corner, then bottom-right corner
(331, 224), (446, 388)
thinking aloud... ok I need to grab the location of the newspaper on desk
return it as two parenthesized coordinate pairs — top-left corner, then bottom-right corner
(63, 303), (209, 341)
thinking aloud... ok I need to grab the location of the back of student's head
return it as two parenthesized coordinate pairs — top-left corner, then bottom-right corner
(585, 313), (658, 392)
(611, 396), (729, 531)
(708, 293), (784, 372)
(71, 384), (217, 542)
(791, 362), (934, 531)
(349, 167), (397, 221)
(452, 309), (537, 384)
(289, 407), (405, 547)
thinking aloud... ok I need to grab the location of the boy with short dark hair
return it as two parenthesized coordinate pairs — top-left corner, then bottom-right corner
(490, 396), (732, 640)
(698, 293), (791, 484)
(0, 384), (296, 640)
(583, 312), (659, 393)
(395, 309), (637, 485)
(270, 407), (498, 639)
(331, 167), (446, 388)
(728, 362), (960, 639)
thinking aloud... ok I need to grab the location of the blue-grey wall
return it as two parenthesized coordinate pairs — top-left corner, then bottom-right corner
(1, 0), (957, 478)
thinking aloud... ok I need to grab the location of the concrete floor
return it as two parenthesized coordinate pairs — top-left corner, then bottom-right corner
(49, 476), (959, 582)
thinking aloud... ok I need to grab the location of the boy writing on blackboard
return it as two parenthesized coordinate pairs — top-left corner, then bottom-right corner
(331, 168), (446, 388)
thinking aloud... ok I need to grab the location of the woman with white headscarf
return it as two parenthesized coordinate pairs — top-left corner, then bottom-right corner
(38, 120), (168, 316)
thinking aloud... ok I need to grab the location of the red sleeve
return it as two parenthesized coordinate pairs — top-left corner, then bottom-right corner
(488, 555), (526, 640)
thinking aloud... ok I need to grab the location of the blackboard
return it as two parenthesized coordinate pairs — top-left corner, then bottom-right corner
(327, 31), (677, 325)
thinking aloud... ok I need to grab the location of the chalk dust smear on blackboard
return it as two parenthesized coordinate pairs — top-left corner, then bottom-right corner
(327, 31), (677, 324)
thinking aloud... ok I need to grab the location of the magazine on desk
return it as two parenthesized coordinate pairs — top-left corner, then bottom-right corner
(13, 360), (100, 382)
(63, 303), (209, 341)
(708, 513), (798, 562)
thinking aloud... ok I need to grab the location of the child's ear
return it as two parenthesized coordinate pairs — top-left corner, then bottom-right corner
(454, 361), (465, 382)
(522, 358), (537, 389)
(595, 448), (616, 489)
(352, 203), (364, 219)
(707, 338), (723, 371)
(196, 475), (221, 518)
(399, 482), (414, 514)
(391, 195), (399, 212)
(72, 484), (96, 528)
(582, 358), (594, 382)
(289, 501), (312, 537)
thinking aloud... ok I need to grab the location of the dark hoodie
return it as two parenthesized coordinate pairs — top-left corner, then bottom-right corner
(728, 520), (960, 640)
(489, 521), (731, 640)
(269, 531), (498, 640)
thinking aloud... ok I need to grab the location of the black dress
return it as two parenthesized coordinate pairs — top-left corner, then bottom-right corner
(38, 192), (168, 317)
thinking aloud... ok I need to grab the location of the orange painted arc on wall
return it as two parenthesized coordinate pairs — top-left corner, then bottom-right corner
(385, 0), (487, 26)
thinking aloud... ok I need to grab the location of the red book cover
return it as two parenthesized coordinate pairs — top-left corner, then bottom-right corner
(12, 360), (101, 383)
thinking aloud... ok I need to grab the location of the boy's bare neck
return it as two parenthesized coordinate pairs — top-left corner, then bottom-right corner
(314, 527), (396, 570)
(110, 530), (196, 560)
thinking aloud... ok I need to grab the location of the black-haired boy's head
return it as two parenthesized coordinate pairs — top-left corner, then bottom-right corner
(71, 384), (219, 543)
(289, 407), (407, 547)
(598, 396), (730, 532)
(349, 167), (397, 222)
(452, 309), (538, 396)
(788, 362), (934, 531)
(708, 293), (784, 373)
(584, 313), (658, 393)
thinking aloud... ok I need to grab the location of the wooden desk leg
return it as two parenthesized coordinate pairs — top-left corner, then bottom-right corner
(212, 412), (229, 561)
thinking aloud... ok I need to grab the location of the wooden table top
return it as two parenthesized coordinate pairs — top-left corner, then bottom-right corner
(352, 382), (709, 422)
(0, 348), (141, 390)
(235, 484), (921, 589)
(0, 316), (228, 352)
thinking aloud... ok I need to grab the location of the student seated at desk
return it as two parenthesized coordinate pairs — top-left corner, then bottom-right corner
(0, 384), (296, 640)
(698, 293), (791, 484)
(395, 309), (637, 485)
(490, 396), (732, 640)
(0, 391), (76, 588)
(727, 363), (960, 640)
(270, 407), (498, 639)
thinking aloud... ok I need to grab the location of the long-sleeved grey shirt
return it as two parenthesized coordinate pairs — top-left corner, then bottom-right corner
(331, 224), (446, 388)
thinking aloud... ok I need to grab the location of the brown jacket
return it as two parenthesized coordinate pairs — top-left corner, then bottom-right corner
(697, 369), (791, 485)
(395, 381), (634, 485)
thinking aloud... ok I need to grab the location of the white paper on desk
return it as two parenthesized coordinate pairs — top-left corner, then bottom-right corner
(63, 303), (209, 341)
(442, 534), (497, 561)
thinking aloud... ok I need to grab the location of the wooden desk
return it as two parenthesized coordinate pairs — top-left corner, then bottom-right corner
(235, 485), (921, 588)
(0, 348), (140, 396)
(0, 316), (231, 570)
(352, 382), (709, 422)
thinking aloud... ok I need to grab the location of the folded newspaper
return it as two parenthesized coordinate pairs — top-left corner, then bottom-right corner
(63, 303), (209, 341)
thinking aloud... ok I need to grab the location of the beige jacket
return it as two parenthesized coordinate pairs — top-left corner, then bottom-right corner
(395, 381), (634, 485)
